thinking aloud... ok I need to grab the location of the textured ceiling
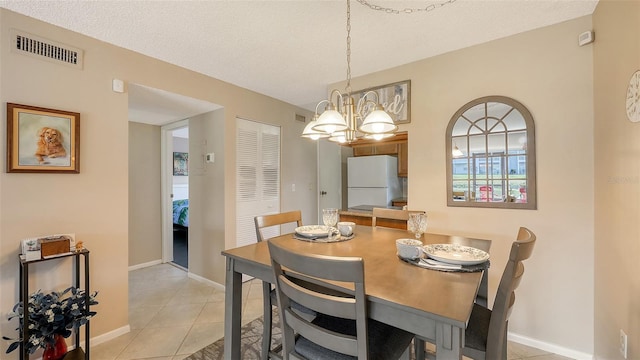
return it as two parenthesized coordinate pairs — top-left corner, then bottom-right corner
(0, 0), (598, 123)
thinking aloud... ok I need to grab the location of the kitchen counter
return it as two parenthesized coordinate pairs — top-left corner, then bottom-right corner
(339, 209), (374, 226)
(339, 205), (406, 228)
(391, 197), (408, 207)
(339, 208), (374, 218)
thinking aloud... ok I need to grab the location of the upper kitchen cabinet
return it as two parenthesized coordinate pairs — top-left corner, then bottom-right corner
(349, 132), (408, 177)
(397, 141), (408, 177)
(353, 142), (398, 156)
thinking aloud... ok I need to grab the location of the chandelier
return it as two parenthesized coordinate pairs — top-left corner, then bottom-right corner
(301, 0), (397, 143)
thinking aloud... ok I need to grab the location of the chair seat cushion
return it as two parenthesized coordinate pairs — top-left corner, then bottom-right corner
(465, 303), (491, 352)
(295, 314), (413, 360)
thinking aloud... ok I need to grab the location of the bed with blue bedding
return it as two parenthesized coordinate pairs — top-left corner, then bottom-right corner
(173, 199), (189, 228)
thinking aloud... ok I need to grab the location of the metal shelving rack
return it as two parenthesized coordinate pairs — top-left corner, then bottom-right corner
(18, 249), (90, 360)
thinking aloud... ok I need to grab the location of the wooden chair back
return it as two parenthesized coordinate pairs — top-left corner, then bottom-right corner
(371, 207), (409, 229)
(484, 227), (536, 359)
(447, 236), (492, 307)
(253, 210), (303, 359)
(254, 210), (302, 242)
(268, 241), (369, 359)
(372, 208), (427, 230)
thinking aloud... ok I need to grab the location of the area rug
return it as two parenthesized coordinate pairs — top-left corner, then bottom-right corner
(184, 313), (281, 360)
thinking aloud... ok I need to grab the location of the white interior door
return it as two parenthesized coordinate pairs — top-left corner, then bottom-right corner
(317, 140), (342, 224)
(236, 118), (281, 248)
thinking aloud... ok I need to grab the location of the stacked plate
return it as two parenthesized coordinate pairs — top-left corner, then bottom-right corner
(422, 244), (489, 265)
(294, 225), (331, 240)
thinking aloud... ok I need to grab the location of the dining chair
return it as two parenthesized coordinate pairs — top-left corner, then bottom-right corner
(254, 210), (303, 360)
(268, 240), (414, 360)
(448, 236), (492, 307)
(414, 227), (536, 360)
(371, 207), (409, 229)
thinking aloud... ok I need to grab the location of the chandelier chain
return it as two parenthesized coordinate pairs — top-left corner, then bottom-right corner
(345, 0), (352, 96)
(356, 0), (456, 14)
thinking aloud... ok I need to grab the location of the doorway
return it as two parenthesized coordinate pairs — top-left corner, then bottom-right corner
(161, 119), (189, 267)
(128, 83), (222, 270)
(171, 126), (189, 268)
(317, 140), (342, 223)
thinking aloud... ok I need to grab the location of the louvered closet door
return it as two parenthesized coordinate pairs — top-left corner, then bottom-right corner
(236, 118), (281, 248)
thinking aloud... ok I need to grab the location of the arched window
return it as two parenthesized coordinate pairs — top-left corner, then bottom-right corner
(446, 96), (536, 209)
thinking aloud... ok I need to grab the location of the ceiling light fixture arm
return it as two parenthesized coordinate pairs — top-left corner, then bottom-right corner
(327, 89), (346, 111)
(314, 99), (330, 116)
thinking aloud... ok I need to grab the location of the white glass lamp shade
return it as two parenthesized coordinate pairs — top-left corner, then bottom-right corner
(328, 131), (347, 143)
(363, 132), (395, 141)
(313, 108), (348, 134)
(301, 120), (329, 140)
(360, 109), (398, 134)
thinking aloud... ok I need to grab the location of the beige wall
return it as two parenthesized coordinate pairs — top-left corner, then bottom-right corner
(593, 1), (640, 359)
(333, 16), (596, 355)
(0, 10), (131, 346)
(129, 122), (162, 266)
(0, 8), (317, 349)
(187, 110), (227, 282)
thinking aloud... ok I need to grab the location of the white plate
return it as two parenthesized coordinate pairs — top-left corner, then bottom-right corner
(295, 225), (330, 238)
(422, 244), (489, 265)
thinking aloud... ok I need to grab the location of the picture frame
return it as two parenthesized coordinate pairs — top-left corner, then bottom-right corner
(6, 103), (80, 173)
(348, 79), (411, 125)
(173, 152), (188, 176)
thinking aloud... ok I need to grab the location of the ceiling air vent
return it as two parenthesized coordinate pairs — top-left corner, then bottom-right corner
(295, 114), (306, 123)
(11, 29), (83, 69)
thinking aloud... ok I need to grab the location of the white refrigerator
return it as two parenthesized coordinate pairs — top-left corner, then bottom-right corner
(347, 155), (402, 209)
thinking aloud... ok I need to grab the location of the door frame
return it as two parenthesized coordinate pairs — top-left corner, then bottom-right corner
(161, 119), (189, 264)
(317, 140), (342, 224)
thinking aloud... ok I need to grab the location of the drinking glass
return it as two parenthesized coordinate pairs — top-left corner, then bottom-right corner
(322, 208), (339, 239)
(408, 213), (427, 239)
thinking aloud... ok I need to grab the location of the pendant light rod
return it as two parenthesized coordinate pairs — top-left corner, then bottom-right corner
(303, 0), (408, 143)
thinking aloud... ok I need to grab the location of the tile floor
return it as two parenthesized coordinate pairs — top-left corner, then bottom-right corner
(91, 263), (574, 360)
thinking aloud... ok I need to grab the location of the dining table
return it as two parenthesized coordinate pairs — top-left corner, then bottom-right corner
(222, 225), (491, 360)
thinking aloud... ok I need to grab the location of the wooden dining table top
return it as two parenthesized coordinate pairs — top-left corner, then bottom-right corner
(222, 225), (489, 328)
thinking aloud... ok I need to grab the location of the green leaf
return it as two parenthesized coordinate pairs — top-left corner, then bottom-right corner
(6, 341), (19, 354)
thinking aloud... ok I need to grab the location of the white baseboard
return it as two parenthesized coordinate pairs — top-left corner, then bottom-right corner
(509, 332), (593, 360)
(128, 259), (162, 271)
(90, 324), (131, 346)
(188, 272), (225, 291)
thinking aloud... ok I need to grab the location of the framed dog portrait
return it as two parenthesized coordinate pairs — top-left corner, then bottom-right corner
(6, 103), (80, 173)
(173, 152), (188, 176)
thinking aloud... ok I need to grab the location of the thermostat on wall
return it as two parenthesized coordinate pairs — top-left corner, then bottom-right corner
(112, 78), (125, 93)
(205, 153), (215, 163)
(578, 31), (594, 46)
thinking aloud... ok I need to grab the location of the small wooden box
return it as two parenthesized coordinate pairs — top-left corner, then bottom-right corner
(40, 236), (71, 258)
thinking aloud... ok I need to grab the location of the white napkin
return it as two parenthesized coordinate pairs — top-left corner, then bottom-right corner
(418, 258), (462, 270)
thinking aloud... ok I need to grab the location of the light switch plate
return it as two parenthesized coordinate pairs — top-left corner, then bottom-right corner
(112, 78), (124, 93)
